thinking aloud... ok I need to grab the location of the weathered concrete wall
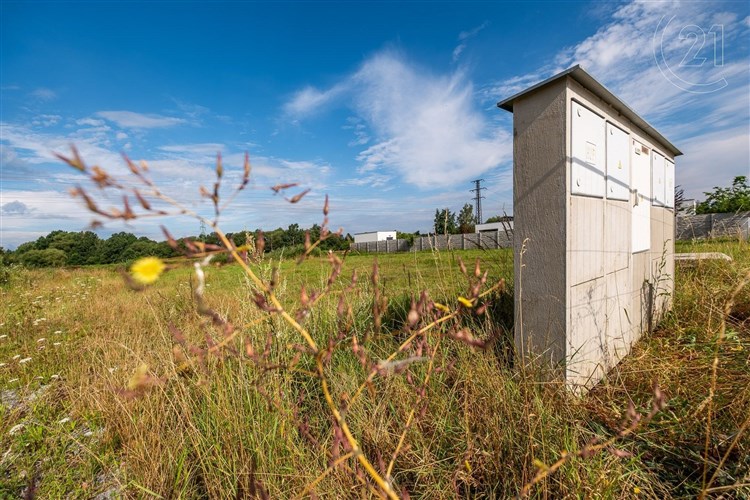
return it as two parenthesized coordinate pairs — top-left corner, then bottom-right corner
(513, 78), (569, 366)
(351, 231), (513, 253)
(415, 232), (512, 251)
(676, 211), (750, 240)
(351, 239), (410, 253)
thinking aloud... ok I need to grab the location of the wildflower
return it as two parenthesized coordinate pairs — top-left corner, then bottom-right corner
(19, 357), (32, 364)
(130, 257), (166, 285)
(9, 424), (24, 435)
(634, 486), (642, 494)
(433, 302), (450, 313)
(457, 296), (474, 308)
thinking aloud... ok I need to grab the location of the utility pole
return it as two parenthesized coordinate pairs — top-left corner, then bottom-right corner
(470, 179), (486, 224)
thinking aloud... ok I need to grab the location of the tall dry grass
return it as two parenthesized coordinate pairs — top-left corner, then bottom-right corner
(1, 150), (748, 498)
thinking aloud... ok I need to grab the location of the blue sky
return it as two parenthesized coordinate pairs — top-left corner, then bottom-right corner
(1, 0), (749, 248)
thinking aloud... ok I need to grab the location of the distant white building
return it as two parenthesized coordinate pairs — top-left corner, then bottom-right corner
(475, 220), (513, 233)
(353, 231), (397, 243)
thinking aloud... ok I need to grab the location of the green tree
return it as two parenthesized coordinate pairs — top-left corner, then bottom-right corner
(20, 248), (67, 267)
(97, 232), (138, 263)
(284, 223), (304, 246)
(396, 231), (415, 245)
(457, 203), (476, 234)
(433, 208), (457, 234)
(120, 240), (160, 262)
(47, 230), (101, 265)
(696, 176), (750, 214)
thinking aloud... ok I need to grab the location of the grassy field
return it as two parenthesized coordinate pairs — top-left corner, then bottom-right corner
(0, 241), (748, 498)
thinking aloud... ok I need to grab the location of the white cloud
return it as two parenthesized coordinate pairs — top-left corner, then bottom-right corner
(343, 118), (370, 146)
(97, 111), (186, 129)
(159, 143), (225, 158)
(115, 132), (128, 140)
(453, 21), (489, 62)
(488, 0), (749, 200)
(0, 190), (85, 221)
(31, 114), (62, 127)
(675, 125), (750, 199)
(0, 122), (124, 171)
(285, 51), (512, 189)
(1, 200), (32, 215)
(76, 118), (106, 127)
(30, 88), (57, 101)
(283, 83), (350, 117)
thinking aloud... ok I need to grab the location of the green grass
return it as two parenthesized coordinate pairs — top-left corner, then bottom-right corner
(0, 242), (748, 498)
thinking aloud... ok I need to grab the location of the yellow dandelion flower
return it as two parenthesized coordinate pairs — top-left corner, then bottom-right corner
(130, 257), (166, 285)
(633, 486), (641, 494)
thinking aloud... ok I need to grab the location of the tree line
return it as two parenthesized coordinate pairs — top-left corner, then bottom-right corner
(433, 203), (509, 235)
(1, 224), (352, 268)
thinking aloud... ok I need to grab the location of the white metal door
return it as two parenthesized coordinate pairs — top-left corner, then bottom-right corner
(652, 151), (666, 207)
(632, 140), (651, 253)
(571, 101), (606, 198)
(606, 123), (630, 201)
(665, 159), (675, 209)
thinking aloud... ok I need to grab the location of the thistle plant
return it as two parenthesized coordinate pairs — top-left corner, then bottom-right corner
(58, 146), (504, 498)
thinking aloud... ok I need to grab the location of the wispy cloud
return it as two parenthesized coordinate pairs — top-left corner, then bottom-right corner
(452, 21), (489, 62)
(97, 111), (187, 129)
(31, 114), (62, 127)
(159, 143), (225, 158)
(1, 200), (33, 215)
(29, 88), (57, 101)
(285, 50), (511, 189)
(0, 122), (123, 170)
(76, 118), (106, 127)
(343, 117), (370, 146)
(283, 83), (350, 118)
(487, 0), (750, 199)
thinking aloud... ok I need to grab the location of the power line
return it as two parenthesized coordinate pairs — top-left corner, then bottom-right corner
(469, 179), (486, 224)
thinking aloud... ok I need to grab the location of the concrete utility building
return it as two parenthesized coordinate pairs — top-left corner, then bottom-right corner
(475, 221), (514, 233)
(498, 65), (681, 389)
(353, 231), (397, 244)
